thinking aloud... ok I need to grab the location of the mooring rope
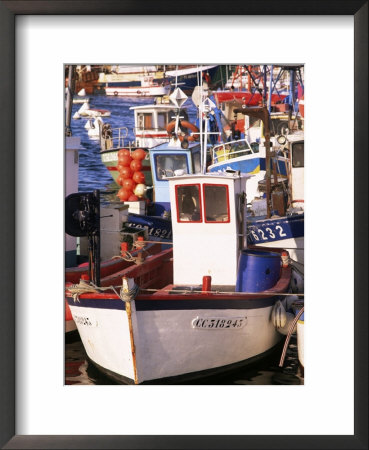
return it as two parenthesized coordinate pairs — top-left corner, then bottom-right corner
(279, 306), (304, 367)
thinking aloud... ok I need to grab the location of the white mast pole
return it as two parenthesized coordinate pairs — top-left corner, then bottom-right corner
(198, 65), (204, 171)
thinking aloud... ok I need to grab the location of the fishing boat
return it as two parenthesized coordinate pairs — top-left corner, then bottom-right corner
(65, 195), (167, 339)
(97, 65), (165, 89)
(99, 102), (190, 185)
(246, 130), (304, 268)
(207, 103), (304, 269)
(65, 170), (294, 384)
(105, 76), (171, 97)
(75, 101), (111, 118)
(165, 65), (219, 92)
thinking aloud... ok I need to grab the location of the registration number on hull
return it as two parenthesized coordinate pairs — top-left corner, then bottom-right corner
(192, 317), (247, 330)
(74, 315), (95, 327)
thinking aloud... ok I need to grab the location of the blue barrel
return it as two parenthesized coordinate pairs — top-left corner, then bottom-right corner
(236, 250), (281, 293)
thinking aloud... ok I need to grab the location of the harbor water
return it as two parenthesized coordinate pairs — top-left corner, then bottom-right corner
(65, 94), (304, 386)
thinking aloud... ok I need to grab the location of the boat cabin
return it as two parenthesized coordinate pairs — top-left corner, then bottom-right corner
(168, 173), (250, 286)
(287, 134), (304, 203)
(149, 140), (202, 214)
(130, 104), (189, 148)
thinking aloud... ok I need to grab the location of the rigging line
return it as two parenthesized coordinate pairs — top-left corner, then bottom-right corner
(279, 307), (304, 367)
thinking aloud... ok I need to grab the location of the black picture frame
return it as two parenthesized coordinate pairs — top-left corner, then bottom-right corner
(0, 1), (367, 449)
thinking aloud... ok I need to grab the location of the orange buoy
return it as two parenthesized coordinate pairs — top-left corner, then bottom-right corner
(119, 166), (133, 179)
(131, 148), (146, 160)
(118, 149), (131, 159)
(130, 159), (142, 172)
(123, 178), (136, 191)
(116, 174), (125, 186)
(117, 187), (132, 202)
(132, 171), (145, 184)
(118, 155), (133, 167)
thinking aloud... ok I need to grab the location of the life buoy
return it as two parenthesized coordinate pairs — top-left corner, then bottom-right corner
(113, 91), (118, 96)
(166, 120), (200, 142)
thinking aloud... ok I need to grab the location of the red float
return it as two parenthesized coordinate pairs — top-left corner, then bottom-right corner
(131, 148), (146, 160)
(132, 171), (145, 184)
(123, 178), (136, 191)
(119, 166), (133, 179)
(116, 174), (125, 186)
(128, 194), (139, 202)
(130, 159), (142, 172)
(118, 155), (133, 167)
(117, 188), (132, 202)
(118, 149), (131, 159)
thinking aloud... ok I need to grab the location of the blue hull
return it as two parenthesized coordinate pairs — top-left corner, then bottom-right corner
(247, 214), (304, 245)
(127, 213), (172, 241)
(210, 156), (288, 177)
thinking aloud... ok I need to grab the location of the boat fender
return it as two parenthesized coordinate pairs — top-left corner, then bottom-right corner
(272, 300), (296, 335)
(271, 300), (287, 329)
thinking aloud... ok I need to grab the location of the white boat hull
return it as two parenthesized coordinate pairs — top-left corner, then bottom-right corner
(68, 299), (282, 384)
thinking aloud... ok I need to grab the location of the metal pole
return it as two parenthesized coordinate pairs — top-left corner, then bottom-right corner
(267, 64), (273, 114)
(93, 190), (101, 286)
(264, 116), (271, 219)
(263, 65), (267, 105)
(65, 65), (74, 136)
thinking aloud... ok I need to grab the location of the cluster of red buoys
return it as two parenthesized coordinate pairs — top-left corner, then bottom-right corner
(116, 148), (147, 202)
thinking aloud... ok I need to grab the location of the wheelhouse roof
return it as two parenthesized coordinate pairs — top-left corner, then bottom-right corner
(167, 172), (252, 181)
(129, 104), (188, 111)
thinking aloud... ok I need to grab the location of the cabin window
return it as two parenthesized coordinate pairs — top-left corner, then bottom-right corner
(157, 113), (167, 130)
(176, 184), (202, 222)
(203, 184), (230, 223)
(138, 113), (153, 130)
(292, 142), (304, 168)
(192, 152), (201, 173)
(155, 154), (188, 180)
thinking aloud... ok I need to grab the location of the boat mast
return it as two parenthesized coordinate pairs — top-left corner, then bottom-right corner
(267, 65), (274, 113)
(234, 106), (272, 218)
(198, 66), (204, 172)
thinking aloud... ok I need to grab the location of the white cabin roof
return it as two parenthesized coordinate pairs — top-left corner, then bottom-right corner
(129, 104), (186, 111)
(167, 172), (252, 182)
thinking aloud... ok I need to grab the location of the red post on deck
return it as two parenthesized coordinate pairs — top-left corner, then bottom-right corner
(202, 276), (212, 293)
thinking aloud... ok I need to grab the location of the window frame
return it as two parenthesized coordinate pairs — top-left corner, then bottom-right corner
(291, 141), (304, 168)
(202, 183), (231, 224)
(154, 153), (190, 181)
(175, 183), (203, 224)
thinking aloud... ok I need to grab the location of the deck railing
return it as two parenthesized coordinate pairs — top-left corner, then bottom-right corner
(211, 138), (256, 164)
(100, 126), (129, 151)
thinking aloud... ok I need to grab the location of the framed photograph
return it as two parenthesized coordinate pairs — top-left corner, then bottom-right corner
(1, 1), (367, 449)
